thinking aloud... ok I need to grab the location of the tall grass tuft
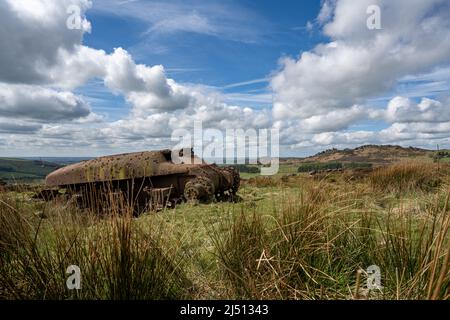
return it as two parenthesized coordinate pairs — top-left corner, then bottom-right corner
(209, 208), (268, 298)
(0, 190), (191, 300)
(369, 162), (446, 194)
(211, 184), (449, 300)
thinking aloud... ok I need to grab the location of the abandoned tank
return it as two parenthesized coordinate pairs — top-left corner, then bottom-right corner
(40, 149), (240, 212)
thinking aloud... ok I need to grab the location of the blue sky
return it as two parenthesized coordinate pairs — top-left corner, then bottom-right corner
(1, 0), (450, 157)
(80, 0), (322, 118)
(78, 0), (449, 130)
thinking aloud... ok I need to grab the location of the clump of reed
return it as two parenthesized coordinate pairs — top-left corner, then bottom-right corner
(369, 162), (446, 194)
(0, 190), (191, 300)
(211, 184), (450, 300)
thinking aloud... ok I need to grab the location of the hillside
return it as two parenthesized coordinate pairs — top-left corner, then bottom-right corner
(0, 158), (60, 183)
(283, 145), (440, 166)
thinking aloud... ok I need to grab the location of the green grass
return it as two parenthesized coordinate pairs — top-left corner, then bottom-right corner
(0, 161), (449, 300)
(0, 192), (191, 299)
(0, 158), (60, 183)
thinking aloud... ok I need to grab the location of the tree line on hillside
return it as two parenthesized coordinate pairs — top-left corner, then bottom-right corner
(228, 164), (260, 173)
(433, 151), (450, 161)
(297, 162), (373, 173)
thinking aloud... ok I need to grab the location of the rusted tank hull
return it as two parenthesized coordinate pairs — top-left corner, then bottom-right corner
(41, 149), (240, 213)
(45, 150), (204, 187)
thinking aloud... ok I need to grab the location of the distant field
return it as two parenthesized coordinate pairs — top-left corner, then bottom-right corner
(0, 158), (60, 183)
(22, 157), (93, 165)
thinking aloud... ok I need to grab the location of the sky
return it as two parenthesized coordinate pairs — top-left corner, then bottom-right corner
(0, 0), (450, 157)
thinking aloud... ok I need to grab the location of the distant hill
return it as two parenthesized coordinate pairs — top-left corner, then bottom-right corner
(0, 158), (61, 183)
(21, 157), (94, 166)
(283, 145), (440, 166)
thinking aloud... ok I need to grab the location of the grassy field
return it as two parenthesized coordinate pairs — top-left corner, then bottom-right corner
(0, 158), (60, 183)
(0, 161), (449, 300)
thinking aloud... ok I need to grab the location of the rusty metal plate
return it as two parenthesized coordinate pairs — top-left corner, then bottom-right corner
(45, 150), (204, 187)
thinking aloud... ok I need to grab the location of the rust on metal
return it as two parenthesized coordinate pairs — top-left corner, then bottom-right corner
(41, 149), (240, 212)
